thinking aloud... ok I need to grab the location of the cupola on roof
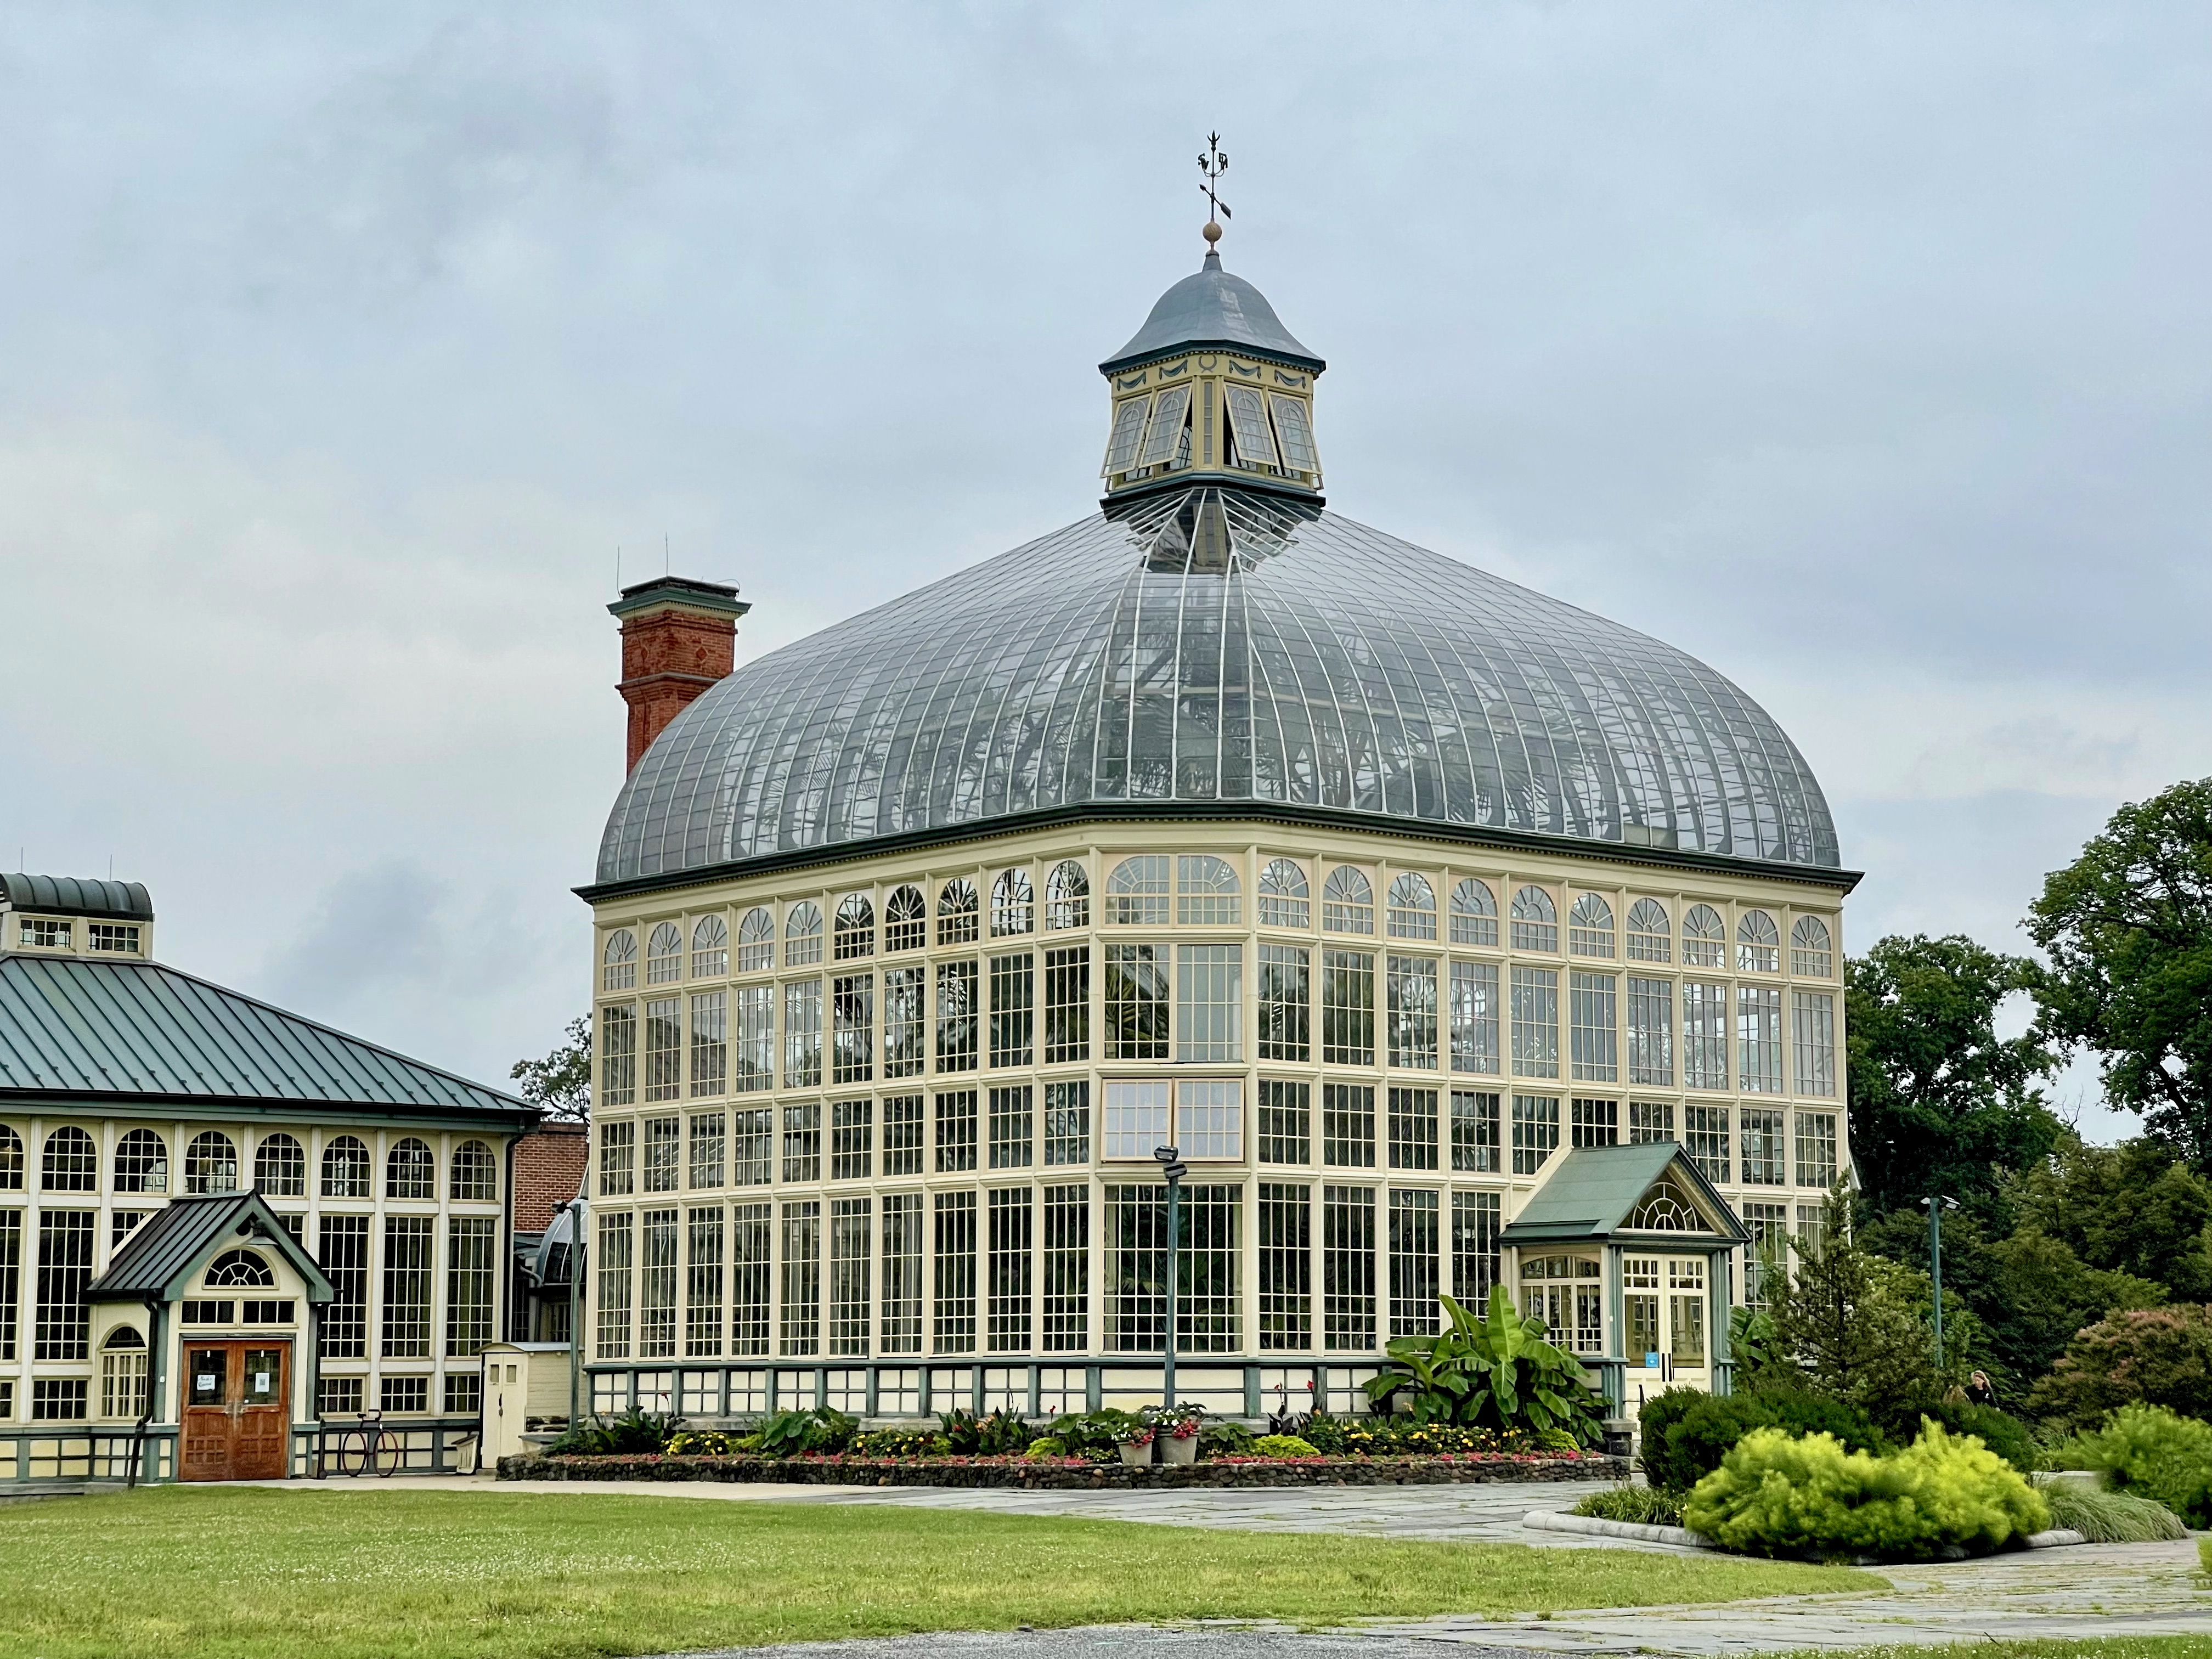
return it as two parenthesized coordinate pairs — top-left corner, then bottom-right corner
(1102, 251), (1323, 375)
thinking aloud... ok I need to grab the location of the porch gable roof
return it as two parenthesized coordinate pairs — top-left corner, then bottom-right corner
(1498, 1141), (1750, 1246)
(87, 1189), (334, 1304)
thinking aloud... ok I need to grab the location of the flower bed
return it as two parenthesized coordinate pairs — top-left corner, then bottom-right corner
(498, 1449), (1625, 1488)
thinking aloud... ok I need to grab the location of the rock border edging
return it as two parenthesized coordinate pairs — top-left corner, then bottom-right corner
(498, 1451), (1626, 1489)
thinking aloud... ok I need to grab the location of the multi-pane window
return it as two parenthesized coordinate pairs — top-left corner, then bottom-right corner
(1451, 1189), (1503, 1305)
(1741, 1200), (1788, 1306)
(1741, 1108), (1786, 1184)
(786, 901), (825, 966)
(1794, 991), (1836, 1097)
(254, 1133), (307, 1197)
(1796, 1112), (1838, 1188)
(1627, 977), (1674, 1086)
(1386, 872), (1437, 940)
(101, 1330), (150, 1419)
(1043, 1080), (1090, 1165)
(1045, 861), (1090, 930)
(935, 959), (978, 1072)
(879, 1193), (923, 1353)
(935, 1090), (978, 1173)
(834, 893), (876, 960)
(1627, 898), (1671, 962)
(691, 914), (729, 978)
(1683, 982), (1729, 1090)
(1257, 1182), (1311, 1349)
(1042, 947), (1090, 1063)
(783, 980), (823, 1088)
(1102, 1184), (1164, 1353)
(0, 1212), (15, 1364)
(1322, 867), (1374, 934)
(1387, 1088), (1438, 1170)
(780, 1200), (821, 1356)
(387, 1137), (435, 1200)
(1628, 1101), (1676, 1142)
(882, 1094), (925, 1176)
(1568, 972), (1616, 1082)
(1176, 855), (1241, 924)
(1683, 904), (1726, 968)
(1322, 1082), (1375, 1167)
(597, 1120), (636, 1197)
(689, 1112), (727, 1189)
(1791, 916), (1835, 978)
(883, 965), (927, 1078)
(732, 1107), (774, 1185)
(1322, 1185), (1375, 1350)
(647, 923), (683, 984)
(988, 1086), (1034, 1169)
(1449, 1090), (1500, 1172)
(1102, 1183), (1240, 1353)
(380, 1216), (433, 1359)
(832, 973), (874, 1084)
(600, 1004), (637, 1107)
(1257, 859), (1310, 928)
(736, 908), (775, 973)
(1041, 1184), (1088, 1351)
(686, 1207), (725, 1357)
(690, 991), (728, 1096)
(1449, 960), (1500, 1074)
(1570, 1097), (1618, 1147)
(1738, 985), (1784, 1094)
(986, 1187), (1032, 1351)
(732, 1203), (772, 1356)
(830, 1098), (873, 1180)
(114, 1128), (167, 1194)
(318, 1216), (369, 1358)
(1105, 856), (1170, 924)
(1386, 955), (1438, 1069)
(1568, 893), (1615, 957)
(933, 1190), (977, 1353)
(1389, 1189), (1440, 1336)
(1449, 878), (1498, 946)
(1510, 1094), (1559, 1175)
(184, 1130), (238, 1195)
(643, 1116), (682, 1192)
(735, 985), (774, 1092)
(0, 1125), (18, 1190)
(1259, 1079), (1311, 1164)
(829, 1197), (871, 1356)
(1509, 886), (1558, 952)
(1321, 950), (1374, 1066)
(1257, 944), (1310, 1062)
(1102, 1079), (1169, 1159)
(639, 1209), (680, 1360)
(34, 1210), (94, 1359)
(1177, 1079), (1243, 1158)
(782, 1101), (822, 1182)
(602, 929), (637, 990)
(41, 1127), (96, 1192)
(1509, 967), (1558, 1077)
(1737, 910), (1781, 973)
(989, 954), (1034, 1067)
(884, 884), (928, 952)
(1175, 944), (1241, 1062)
(1103, 946), (1169, 1060)
(1684, 1104), (1731, 1186)
(938, 877), (981, 945)
(89, 922), (140, 954)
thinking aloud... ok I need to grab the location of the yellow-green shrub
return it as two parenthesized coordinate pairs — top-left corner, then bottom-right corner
(1251, 1434), (1320, 1459)
(1683, 1423), (2049, 1559)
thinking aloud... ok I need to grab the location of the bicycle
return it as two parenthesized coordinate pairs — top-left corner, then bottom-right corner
(334, 1409), (403, 1477)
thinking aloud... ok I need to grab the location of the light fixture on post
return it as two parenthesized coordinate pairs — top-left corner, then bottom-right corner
(1918, 1194), (1960, 1368)
(1154, 1143), (1188, 1410)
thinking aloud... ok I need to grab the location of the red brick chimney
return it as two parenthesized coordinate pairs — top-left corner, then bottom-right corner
(608, 576), (751, 773)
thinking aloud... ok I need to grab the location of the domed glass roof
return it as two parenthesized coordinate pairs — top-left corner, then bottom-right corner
(596, 487), (1838, 884)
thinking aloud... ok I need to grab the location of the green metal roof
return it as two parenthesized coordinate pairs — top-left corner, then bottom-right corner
(1, 873), (153, 921)
(1499, 1142), (1750, 1246)
(87, 1189), (334, 1304)
(0, 954), (527, 1120)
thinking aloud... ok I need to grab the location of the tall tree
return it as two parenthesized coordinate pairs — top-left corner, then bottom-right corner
(510, 1013), (592, 1124)
(2028, 778), (2212, 1169)
(1846, 934), (2063, 1215)
(2012, 1136), (2212, 1301)
(1765, 1188), (1944, 1432)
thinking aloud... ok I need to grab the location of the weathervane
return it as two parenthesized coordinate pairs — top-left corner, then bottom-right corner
(1198, 132), (1231, 252)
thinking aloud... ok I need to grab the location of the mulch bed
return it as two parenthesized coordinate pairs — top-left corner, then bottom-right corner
(497, 1451), (1626, 1488)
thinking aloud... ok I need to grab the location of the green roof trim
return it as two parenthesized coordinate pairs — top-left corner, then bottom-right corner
(87, 1190), (334, 1305)
(0, 955), (528, 1120)
(1498, 1142), (1751, 1246)
(0, 873), (153, 921)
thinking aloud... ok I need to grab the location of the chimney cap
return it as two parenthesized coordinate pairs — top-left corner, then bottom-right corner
(608, 575), (751, 622)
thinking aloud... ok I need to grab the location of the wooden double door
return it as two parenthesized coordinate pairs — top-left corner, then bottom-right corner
(181, 1340), (291, 1481)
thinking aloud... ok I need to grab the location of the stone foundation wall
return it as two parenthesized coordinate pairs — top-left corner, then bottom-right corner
(498, 1452), (1626, 1488)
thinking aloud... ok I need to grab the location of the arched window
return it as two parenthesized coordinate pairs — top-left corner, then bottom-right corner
(1176, 855), (1241, 926)
(100, 1327), (148, 1420)
(1509, 886), (1558, 952)
(252, 1133), (306, 1197)
(937, 878), (981, 945)
(1625, 1178), (1704, 1232)
(690, 915), (729, 978)
(321, 1135), (370, 1199)
(736, 907), (775, 973)
(1257, 859), (1311, 929)
(1568, 893), (1616, 958)
(1044, 862), (1090, 930)
(785, 901), (825, 967)
(1791, 916), (1835, 978)
(1736, 910), (1781, 974)
(205, 1249), (275, 1289)
(184, 1131), (238, 1195)
(834, 893), (876, 960)
(0, 1125), (20, 1190)
(386, 1137), (435, 1201)
(41, 1125), (98, 1193)
(113, 1128), (167, 1194)
(450, 1139), (497, 1202)
(1386, 872), (1437, 940)
(884, 884), (928, 951)
(991, 870), (1035, 936)
(1449, 878), (1498, 947)
(1105, 857), (1170, 926)
(1683, 904), (1726, 968)
(1626, 899), (1671, 963)
(645, 923), (684, 984)
(1322, 868), (1374, 934)
(601, 929), (637, 991)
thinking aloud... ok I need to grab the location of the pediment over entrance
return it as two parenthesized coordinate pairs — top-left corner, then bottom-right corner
(1498, 1142), (1750, 1248)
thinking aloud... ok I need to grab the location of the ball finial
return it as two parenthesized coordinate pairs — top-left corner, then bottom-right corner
(1203, 219), (1223, 247)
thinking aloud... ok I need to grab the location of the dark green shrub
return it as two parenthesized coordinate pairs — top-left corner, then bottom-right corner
(1914, 1401), (2036, 1474)
(1300, 1411), (1350, 1455)
(1363, 1286), (1605, 1445)
(849, 1426), (945, 1457)
(937, 1408), (1036, 1456)
(1199, 1420), (1255, 1459)
(2066, 1403), (2212, 1526)
(544, 1408), (682, 1457)
(2030, 1307), (2212, 1431)
(754, 1406), (857, 1457)
(1639, 1390), (1885, 1493)
(1046, 1409), (1141, 1458)
(1569, 1484), (1684, 1526)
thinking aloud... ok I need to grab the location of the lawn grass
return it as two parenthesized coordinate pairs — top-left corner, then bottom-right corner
(0, 1486), (1876, 1659)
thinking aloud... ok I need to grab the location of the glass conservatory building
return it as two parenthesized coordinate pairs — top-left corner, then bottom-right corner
(577, 246), (1859, 1425)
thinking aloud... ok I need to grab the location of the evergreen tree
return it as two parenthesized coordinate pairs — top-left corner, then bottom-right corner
(1767, 1188), (1942, 1431)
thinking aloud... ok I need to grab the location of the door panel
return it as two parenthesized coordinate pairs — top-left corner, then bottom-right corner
(180, 1345), (236, 1481)
(234, 1346), (289, 1478)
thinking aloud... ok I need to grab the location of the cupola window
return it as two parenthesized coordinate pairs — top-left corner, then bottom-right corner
(1223, 385), (1279, 470)
(1269, 394), (1318, 471)
(1136, 386), (1191, 470)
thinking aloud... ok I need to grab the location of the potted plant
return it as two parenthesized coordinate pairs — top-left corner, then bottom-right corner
(1116, 1420), (1155, 1466)
(1146, 1402), (1204, 1465)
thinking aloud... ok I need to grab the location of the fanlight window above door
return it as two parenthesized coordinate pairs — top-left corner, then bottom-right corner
(1626, 1177), (1706, 1233)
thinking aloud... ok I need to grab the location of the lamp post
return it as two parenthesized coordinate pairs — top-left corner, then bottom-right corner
(1154, 1144), (1187, 1411)
(1919, 1194), (1959, 1369)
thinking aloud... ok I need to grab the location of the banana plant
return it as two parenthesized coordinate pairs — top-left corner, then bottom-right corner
(1363, 1285), (1606, 1444)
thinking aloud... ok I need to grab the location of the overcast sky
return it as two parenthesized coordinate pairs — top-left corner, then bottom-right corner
(3, 4), (2204, 1139)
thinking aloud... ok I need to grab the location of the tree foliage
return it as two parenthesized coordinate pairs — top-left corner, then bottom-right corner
(2011, 1137), (2212, 1301)
(2029, 1305), (2212, 1430)
(1766, 1189), (1943, 1432)
(2028, 779), (2212, 1169)
(510, 1013), (591, 1124)
(1846, 934), (2063, 1216)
